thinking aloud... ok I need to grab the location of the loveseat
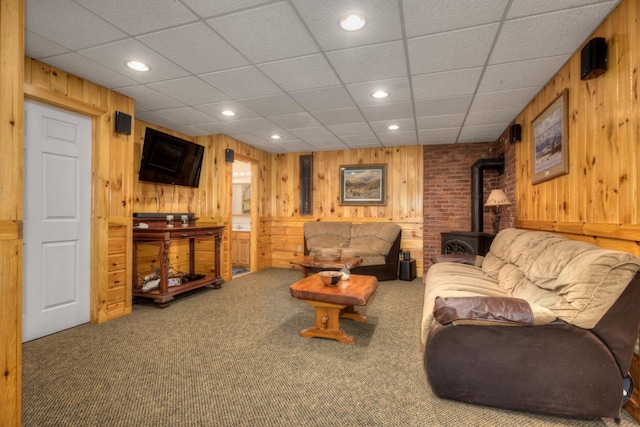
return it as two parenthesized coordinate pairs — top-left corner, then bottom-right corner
(421, 228), (640, 420)
(303, 222), (401, 281)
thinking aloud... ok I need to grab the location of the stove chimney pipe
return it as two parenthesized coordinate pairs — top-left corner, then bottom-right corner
(471, 154), (504, 233)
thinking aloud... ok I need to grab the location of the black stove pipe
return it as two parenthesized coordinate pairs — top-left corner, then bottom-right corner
(471, 154), (504, 233)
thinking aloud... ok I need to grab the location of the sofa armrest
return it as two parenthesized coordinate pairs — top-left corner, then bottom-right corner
(433, 296), (534, 326)
(431, 253), (482, 266)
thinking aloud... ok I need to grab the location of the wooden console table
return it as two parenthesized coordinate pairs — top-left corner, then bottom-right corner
(132, 219), (224, 308)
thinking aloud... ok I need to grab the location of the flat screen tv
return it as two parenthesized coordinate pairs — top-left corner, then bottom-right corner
(139, 127), (204, 188)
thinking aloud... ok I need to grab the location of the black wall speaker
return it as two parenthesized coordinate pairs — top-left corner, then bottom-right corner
(509, 124), (521, 143)
(114, 111), (132, 135)
(299, 154), (313, 215)
(581, 37), (607, 80)
(225, 148), (234, 163)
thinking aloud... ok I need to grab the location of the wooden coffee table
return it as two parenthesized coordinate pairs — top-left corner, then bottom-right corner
(289, 255), (363, 277)
(289, 274), (378, 344)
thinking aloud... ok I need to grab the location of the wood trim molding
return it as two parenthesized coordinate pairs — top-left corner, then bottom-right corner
(515, 220), (640, 241)
(24, 83), (108, 116)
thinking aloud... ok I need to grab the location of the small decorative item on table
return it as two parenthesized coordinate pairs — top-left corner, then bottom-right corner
(167, 275), (182, 287)
(318, 271), (342, 286)
(166, 215), (174, 227)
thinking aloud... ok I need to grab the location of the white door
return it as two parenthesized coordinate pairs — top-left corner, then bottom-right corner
(22, 100), (91, 342)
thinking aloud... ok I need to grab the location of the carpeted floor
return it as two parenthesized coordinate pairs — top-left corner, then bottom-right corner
(22, 268), (637, 426)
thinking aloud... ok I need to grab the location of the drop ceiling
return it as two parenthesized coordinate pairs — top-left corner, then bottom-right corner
(25, 0), (620, 154)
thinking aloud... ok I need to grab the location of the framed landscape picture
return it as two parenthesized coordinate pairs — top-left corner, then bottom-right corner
(339, 164), (386, 205)
(532, 89), (569, 184)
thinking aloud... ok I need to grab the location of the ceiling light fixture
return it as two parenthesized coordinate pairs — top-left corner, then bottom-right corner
(221, 110), (236, 117)
(126, 60), (149, 72)
(270, 134), (281, 140)
(372, 90), (389, 99)
(340, 14), (365, 31)
(387, 124), (400, 130)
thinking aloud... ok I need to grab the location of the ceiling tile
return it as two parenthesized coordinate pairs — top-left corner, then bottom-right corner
(412, 68), (483, 100)
(171, 125), (211, 137)
(418, 128), (460, 144)
(346, 77), (411, 106)
(408, 24), (499, 75)
(181, 0), (274, 18)
(370, 118), (416, 134)
(291, 0), (402, 51)
(79, 39), (190, 84)
(508, 0), (619, 19)
(227, 118), (282, 133)
(290, 86), (356, 111)
(267, 113), (322, 130)
(42, 53), (138, 88)
(194, 101), (259, 121)
(288, 127), (336, 140)
(377, 131), (418, 146)
(403, 0), (509, 38)
(239, 94), (305, 116)
(326, 41), (407, 84)
(137, 23), (249, 74)
(326, 123), (374, 137)
(153, 107), (218, 125)
(459, 123), (509, 140)
(26, 0), (126, 50)
(417, 114), (465, 130)
(199, 66), (281, 99)
(277, 140), (317, 152)
(207, 2), (319, 63)
(479, 56), (569, 93)
(414, 95), (473, 117)
(194, 122), (243, 135)
(304, 135), (345, 147)
(340, 135), (382, 148)
(360, 101), (414, 122)
(490, 3), (618, 64)
(470, 87), (540, 113)
(135, 111), (182, 128)
(25, 31), (69, 59)
(114, 85), (184, 110)
(465, 108), (523, 126)
(74, 0), (197, 35)
(258, 55), (341, 91)
(147, 77), (230, 105)
(312, 108), (366, 126)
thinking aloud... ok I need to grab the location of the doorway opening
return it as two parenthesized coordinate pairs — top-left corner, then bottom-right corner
(232, 160), (252, 277)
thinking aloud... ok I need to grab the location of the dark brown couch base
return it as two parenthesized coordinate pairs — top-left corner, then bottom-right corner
(424, 271), (640, 420)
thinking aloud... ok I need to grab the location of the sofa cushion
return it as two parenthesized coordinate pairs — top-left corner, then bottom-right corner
(433, 296), (534, 326)
(349, 223), (401, 256)
(304, 222), (352, 253)
(339, 248), (386, 266)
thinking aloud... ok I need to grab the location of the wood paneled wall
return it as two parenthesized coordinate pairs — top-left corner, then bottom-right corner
(24, 57), (136, 323)
(514, 0), (640, 255)
(0, 1), (23, 425)
(132, 124), (273, 278)
(268, 147), (424, 277)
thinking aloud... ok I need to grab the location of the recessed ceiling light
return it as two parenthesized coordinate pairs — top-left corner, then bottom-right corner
(372, 90), (389, 99)
(270, 134), (281, 140)
(126, 60), (149, 72)
(340, 14), (365, 31)
(221, 110), (236, 117)
(387, 124), (400, 130)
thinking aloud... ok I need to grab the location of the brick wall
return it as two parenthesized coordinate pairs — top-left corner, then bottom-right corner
(423, 129), (516, 272)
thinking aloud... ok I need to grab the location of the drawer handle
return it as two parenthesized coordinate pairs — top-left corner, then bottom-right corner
(180, 233), (190, 237)
(206, 231), (214, 235)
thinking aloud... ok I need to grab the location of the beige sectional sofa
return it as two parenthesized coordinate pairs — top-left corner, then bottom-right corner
(303, 222), (402, 281)
(422, 228), (640, 420)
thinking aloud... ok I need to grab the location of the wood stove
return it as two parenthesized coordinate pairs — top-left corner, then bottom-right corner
(441, 231), (494, 256)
